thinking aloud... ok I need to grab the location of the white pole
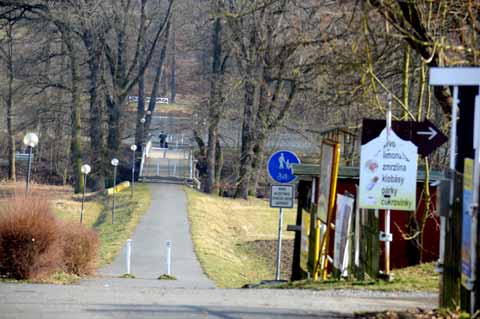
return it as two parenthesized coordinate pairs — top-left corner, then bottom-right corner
(385, 95), (392, 276)
(275, 207), (284, 281)
(189, 150), (193, 179)
(126, 239), (132, 275)
(166, 240), (172, 275)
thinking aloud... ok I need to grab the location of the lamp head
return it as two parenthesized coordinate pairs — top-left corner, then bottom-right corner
(23, 133), (39, 148)
(130, 144), (137, 152)
(140, 118), (146, 124)
(81, 164), (91, 175)
(111, 158), (119, 166)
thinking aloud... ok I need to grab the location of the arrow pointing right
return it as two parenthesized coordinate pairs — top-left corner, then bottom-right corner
(416, 126), (438, 140)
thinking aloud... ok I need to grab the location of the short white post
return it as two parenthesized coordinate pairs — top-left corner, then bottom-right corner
(126, 239), (132, 275)
(166, 240), (172, 275)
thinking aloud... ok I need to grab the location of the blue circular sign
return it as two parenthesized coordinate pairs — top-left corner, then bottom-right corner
(267, 150), (301, 184)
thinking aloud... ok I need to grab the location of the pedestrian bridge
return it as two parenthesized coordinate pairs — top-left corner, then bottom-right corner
(139, 139), (198, 186)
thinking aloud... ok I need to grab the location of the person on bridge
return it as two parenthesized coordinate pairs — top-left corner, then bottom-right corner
(159, 131), (168, 148)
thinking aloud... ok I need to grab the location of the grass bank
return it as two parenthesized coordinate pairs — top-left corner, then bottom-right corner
(184, 187), (296, 288)
(184, 187), (438, 292)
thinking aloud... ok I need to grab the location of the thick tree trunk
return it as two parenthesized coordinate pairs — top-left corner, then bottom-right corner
(136, 61), (146, 149)
(6, 24), (15, 181)
(214, 137), (223, 195)
(170, 12), (176, 104)
(107, 96), (123, 153)
(205, 121), (219, 193)
(205, 17), (224, 194)
(84, 31), (105, 190)
(65, 36), (84, 193)
(235, 79), (257, 199)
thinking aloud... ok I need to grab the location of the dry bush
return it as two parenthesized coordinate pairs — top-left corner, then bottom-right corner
(0, 196), (62, 279)
(60, 221), (99, 276)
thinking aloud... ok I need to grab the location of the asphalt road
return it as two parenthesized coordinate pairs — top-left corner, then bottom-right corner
(0, 283), (436, 319)
(0, 183), (438, 318)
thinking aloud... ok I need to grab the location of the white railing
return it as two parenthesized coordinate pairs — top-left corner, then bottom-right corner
(139, 139), (153, 178)
(128, 96), (169, 104)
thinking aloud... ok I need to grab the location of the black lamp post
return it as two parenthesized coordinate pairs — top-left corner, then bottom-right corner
(80, 164), (91, 224)
(111, 158), (119, 224)
(23, 133), (39, 194)
(130, 145), (137, 197)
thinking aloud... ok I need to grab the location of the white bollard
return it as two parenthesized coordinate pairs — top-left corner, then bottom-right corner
(166, 240), (172, 275)
(126, 239), (132, 274)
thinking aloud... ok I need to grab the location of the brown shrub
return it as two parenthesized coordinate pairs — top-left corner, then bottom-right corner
(59, 222), (99, 276)
(0, 196), (62, 279)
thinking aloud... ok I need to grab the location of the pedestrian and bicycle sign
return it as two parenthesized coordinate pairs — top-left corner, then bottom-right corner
(267, 150), (301, 184)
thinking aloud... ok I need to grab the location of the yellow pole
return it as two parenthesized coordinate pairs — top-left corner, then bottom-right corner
(322, 143), (341, 279)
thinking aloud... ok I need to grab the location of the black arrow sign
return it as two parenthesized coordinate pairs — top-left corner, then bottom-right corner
(361, 119), (448, 157)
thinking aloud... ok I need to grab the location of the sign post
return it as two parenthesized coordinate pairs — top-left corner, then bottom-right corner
(268, 151), (300, 281)
(359, 96), (419, 277)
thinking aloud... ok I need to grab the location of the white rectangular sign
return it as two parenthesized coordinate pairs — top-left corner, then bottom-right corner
(333, 194), (355, 276)
(270, 185), (294, 208)
(359, 127), (418, 211)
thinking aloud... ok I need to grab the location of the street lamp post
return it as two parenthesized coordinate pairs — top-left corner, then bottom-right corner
(23, 133), (39, 194)
(80, 164), (91, 224)
(140, 117), (146, 149)
(130, 145), (137, 197)
(111, 158), (119, 224)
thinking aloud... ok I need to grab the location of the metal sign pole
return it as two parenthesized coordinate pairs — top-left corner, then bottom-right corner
(275, 207), (284, 281)
(385, 95), (393, 276)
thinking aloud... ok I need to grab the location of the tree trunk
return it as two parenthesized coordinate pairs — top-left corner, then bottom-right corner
(64, 35), (83, 193)
(214, 137), (223, 195)
(143, 25), (170, 145)
(170, 11), (176, 103)
(84, 31), (105, 190)
(6, 23), (15, 181)
(205, 17), (224, 194)
(205, 121), (219, 193)
(235, 79), (257, 199)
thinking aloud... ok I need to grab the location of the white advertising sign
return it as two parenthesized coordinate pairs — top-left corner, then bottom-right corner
(359, 127), (418, 211)
(333, 194), (354, 276)
(270, 185), (294, 208)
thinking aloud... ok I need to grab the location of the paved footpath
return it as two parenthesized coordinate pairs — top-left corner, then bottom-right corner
(0, 183), (438, 318)
(91, 183), (214, 289)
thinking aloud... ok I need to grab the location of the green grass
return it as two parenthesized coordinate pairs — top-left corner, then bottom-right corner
(184, 187), (296, 288)
(274, 262), (439, 292)
(94, 184), (151, 266)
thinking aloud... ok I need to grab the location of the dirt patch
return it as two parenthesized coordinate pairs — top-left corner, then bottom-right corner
(244, 239), (294, 280)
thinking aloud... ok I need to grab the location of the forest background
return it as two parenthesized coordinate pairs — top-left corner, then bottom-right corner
(0, 0), (477, 199)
